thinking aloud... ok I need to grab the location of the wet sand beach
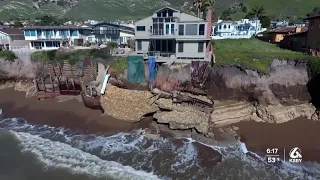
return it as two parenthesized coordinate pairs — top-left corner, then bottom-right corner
(0, 88), (151, 135)
(1, 88), (320, 164)
(232, 118), (320, 163)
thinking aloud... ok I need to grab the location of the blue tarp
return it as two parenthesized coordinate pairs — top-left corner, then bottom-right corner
(148, 57), (156, 81)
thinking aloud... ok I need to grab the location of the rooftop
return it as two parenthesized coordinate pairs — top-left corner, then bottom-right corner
(266, 26), (308, 34)
(286, 31), (308, 37)
(0, 27), (23, 35)
(21, 25), (91, 30)
(304, 15), (320, 20)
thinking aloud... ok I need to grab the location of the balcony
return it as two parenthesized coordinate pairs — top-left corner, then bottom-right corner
(148, 51), (175, 57)
(37, 35), (70, 40)
(148, 29), (176, 37)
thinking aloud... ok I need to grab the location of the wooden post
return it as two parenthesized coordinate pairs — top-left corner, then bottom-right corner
(52, 65), (56, 76)
(33, 79), (39, 92)
(56, 76), (61, 94)
(90, 85), (93, 97)
(50, 75), (54, 92)
(65, 77), (69, 91)
(71, 78), (75, 91)
(41, 77), (46, 92)
(59, 64), (63, 77)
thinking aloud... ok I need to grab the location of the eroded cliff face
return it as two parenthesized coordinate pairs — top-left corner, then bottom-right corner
(0, 57), (43, 97)
(205, 59), (311, 106)
(0, 57), (43, 80)
(154, 59), (319, 132)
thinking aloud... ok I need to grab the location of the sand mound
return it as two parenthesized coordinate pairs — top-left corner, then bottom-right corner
(100, 85), (159, 122)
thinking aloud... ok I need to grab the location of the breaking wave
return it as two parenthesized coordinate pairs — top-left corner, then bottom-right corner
(1, 118), (320, 179)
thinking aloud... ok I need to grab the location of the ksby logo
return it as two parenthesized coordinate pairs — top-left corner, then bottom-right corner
(288, 147), (302, 163)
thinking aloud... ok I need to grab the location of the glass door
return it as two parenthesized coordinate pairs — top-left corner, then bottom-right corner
(170, 24), (175, 35)
(165, 24), (170, 35)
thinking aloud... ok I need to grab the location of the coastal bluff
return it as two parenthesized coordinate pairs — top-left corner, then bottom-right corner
(1, 56), (320, 137)
(98, 59), (320, 136)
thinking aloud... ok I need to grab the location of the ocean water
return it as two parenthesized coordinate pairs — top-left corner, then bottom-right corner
(0, 118), (320, 180)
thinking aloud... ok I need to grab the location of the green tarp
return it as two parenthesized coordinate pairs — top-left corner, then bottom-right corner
(127, 55), (145, 83)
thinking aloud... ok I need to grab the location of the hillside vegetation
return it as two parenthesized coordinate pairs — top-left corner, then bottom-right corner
(214, 39), (320, 76)
(30, 49), (127, 73)
(0, 0), (319, 20)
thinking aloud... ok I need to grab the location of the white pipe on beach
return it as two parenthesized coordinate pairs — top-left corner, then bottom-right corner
(100, 74), (110, 95)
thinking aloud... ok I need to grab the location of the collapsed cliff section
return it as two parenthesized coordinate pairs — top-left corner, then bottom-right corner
(150, 59), (320, 132)
(204, 59), (320, 127)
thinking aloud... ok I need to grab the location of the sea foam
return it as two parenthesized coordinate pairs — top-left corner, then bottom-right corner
(13, 131), (160, 180)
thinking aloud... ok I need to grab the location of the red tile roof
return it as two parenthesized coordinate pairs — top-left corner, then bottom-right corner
(304, 15), (320, 20)
(286, 31), (308, 37)
(267, 26), (308, 34)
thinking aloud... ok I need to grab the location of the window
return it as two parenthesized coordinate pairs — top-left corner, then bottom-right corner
(228, 25), (230, 29)
(178, 24), (184, 35)
(199, 24), (205, 35)
(310, 20), (314, 29)
(30, 30), (36, 36)
(136, 26), (146, 31)
(185, 24), (198, 35)
(24, 30), (30, 36)
(162, 10), (167, 17)
(223, 25), (226, 29)
(157, 12), (161, 17)
(198, 42), (204, 52)
(71, 30), (78, 36)
(137, 40), (142, 51)
(178, 42), (183, 52)
(317, 40), (320, 50)
(168, 10), (173, 17)
(219, 25), (221, 29)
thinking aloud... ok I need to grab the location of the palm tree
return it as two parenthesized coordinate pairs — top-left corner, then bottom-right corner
(202, 0), (214, 19)
(246, 5), (266, 19)
(246, 5), (266, 35)
(193, 0), (214, 19)
(193, 0), (202, 18)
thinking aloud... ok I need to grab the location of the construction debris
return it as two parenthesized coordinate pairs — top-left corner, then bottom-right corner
(153, 98), (210, 134)
(100, 85), (159, 122)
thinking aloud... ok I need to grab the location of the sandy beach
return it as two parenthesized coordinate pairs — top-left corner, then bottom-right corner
(0, 88), (151, 135)
(233, 118), (320, 162)
(1, 87), (320, 163)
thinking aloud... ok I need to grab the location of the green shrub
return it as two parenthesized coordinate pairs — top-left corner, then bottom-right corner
(0, 50), (17, 62)
(107, 41), (118, 49)
(110, 56), (127, 73)
(30, 48), (111, 65)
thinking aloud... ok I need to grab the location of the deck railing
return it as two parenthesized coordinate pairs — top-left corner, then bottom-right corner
(148, 51), (175, 57)
(148, 29), (176, 36)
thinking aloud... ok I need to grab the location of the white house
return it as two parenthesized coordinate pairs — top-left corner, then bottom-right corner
(21, 25), (91, 50)
(211, 19), (266, 39)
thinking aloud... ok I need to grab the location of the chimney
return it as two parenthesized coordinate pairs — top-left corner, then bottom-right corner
(206, 9), (213, 59)
(295, 26), (302, 33)
(206, 9), (212, 38)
